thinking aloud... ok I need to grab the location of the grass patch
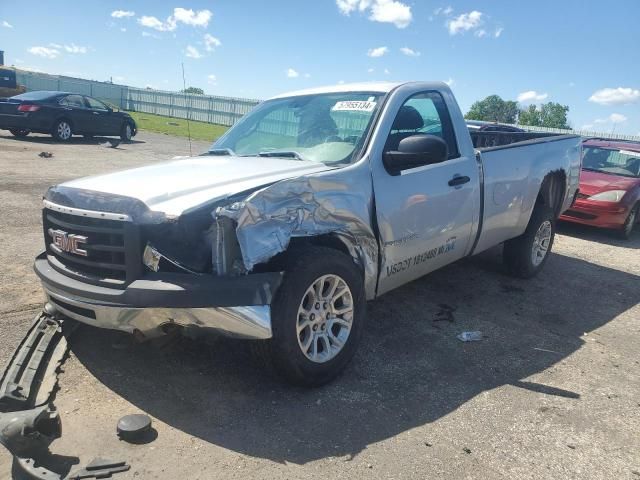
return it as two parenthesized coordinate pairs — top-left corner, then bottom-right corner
(127, 111), (229, 142)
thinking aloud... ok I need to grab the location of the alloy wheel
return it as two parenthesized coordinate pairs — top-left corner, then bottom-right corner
(296, 274), (354, 363)
(531, 220), (552, 266)
(57, 122), (71, 140)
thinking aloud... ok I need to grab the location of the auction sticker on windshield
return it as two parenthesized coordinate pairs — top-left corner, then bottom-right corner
(332, 100), (377, 112)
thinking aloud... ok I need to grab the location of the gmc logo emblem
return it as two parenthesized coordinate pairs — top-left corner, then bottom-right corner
(48, 229), (88, 257)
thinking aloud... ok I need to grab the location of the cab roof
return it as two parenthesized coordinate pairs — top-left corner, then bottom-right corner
(269, 81), (453, 100)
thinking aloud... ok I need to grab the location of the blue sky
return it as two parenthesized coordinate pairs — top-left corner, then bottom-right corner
(1, 0), (639, 135)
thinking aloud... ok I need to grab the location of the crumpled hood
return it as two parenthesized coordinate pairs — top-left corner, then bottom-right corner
(579, 169), (640, 196)
(58, 155), (330, 217)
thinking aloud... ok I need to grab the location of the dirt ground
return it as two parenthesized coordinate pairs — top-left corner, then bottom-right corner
(0, 131), (638, 479)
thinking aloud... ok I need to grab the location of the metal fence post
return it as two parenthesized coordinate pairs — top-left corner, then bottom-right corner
(231, 100), (237, 126)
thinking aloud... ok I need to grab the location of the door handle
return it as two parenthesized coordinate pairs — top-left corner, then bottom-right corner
(448, 175), (470, 187)
(92, 112), (100, 115)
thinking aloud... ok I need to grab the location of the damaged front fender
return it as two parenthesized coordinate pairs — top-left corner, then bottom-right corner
(216, 165), (379, 299)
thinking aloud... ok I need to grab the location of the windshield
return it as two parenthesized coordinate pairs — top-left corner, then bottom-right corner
(582, 146), (640, 178)
(211, 92), (384, 165)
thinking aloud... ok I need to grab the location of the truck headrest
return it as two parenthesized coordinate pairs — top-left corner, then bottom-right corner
(392, 106), (424, 131)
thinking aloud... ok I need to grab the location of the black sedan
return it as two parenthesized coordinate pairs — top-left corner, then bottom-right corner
(0, 90), (137, 142)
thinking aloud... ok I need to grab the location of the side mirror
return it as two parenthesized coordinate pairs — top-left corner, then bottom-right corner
(383, 134), (448, 175)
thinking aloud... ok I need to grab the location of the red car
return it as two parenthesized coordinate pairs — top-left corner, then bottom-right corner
(560, 139), (640, 239)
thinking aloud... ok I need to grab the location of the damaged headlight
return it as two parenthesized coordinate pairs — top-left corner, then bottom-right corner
(142, 244), (162, 272)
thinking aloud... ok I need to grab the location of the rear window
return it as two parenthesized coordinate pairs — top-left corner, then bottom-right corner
(11, 91), (59, 101)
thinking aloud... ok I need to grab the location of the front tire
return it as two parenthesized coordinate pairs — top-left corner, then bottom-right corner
(52, 119), (72, 142)
(120, 122), (133, 142)
(618, 204), (638, 240)
(504, 205), (556, 278)
(9, 128), (30, 138)
(254, 246), (366, 387)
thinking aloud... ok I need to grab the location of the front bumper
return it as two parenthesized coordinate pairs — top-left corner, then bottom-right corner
(559, 199), (630, 229)
(34, 254), (282, 340)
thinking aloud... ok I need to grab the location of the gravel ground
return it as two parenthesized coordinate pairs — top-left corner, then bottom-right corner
(0, 131), (638, 479)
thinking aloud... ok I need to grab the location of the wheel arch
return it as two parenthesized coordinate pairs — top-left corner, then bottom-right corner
(259, 232), (373, 298)
(536, 169), (567, 219)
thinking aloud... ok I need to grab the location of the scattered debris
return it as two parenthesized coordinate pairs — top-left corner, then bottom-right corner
(0, 314), (68, 411)
(167, 122), (180, 126)
(99, 139), (121, 148)
(0, 405), (61, 458)
(434, 304), (456, 323)
(424, 441), (433, 447)
(457, 331), (483, 342)
(15, 457), (65, 480)
(38, 152), (53, 158)
(567, 444), (576, 450)
(117, 414), (153, 443)
(463, 447), (472, 454)
(533, 347), (562, 355)
(68, 458), (130, 480)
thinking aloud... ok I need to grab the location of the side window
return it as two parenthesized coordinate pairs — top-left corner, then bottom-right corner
(385, 91), (459, 159)
(59, 95), (85, 108)
(85, 97), (108, 110)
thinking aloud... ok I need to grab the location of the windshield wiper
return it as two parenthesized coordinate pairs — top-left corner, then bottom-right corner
(206, 148), (236, 156)
(257, 150), (307, 161)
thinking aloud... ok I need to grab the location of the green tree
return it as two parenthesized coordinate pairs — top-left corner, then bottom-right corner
(465, 95), (519, 124)
(181, 86), (204, 95)
(518, 104), (540, 126)
(518, 102), (570, 129)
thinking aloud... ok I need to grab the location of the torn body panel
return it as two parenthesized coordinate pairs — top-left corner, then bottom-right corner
(216, 164), (380, 299)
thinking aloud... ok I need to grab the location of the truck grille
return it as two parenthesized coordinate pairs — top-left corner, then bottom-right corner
(43, 208), (142, 288)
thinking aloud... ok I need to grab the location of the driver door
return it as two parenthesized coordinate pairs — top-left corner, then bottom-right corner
(371, 90), (479, 295)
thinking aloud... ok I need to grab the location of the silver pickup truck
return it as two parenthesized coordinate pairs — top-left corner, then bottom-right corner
(36, 82), (581, 385)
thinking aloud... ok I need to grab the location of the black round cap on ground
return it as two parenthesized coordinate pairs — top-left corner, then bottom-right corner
(117, 414), (152, 442)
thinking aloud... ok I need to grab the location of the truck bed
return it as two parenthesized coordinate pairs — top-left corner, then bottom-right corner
(471, 132), (582, 255)
(469, 130), (571, 150)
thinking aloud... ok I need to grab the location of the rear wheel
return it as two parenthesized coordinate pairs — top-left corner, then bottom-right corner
(618, 204), (638, 240)
(253, 246), (365, 387)
(9, 128), (30, 138)
(52, 119), (72, 142)
(504, 205), (556, 278)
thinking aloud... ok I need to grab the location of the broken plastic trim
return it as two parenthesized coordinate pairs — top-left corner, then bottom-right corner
(68, 458), (131, 479)
(0, 314), (68, 412)
(142, 243), (202, 275)
(0, 405), (61, 459)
